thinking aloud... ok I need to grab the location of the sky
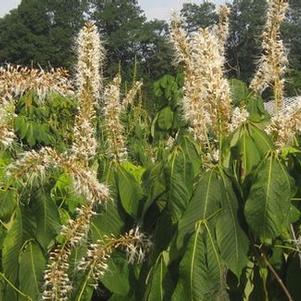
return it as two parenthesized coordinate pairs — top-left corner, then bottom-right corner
(0, 0), (224, 19)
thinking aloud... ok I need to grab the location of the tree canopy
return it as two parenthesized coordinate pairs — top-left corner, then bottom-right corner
(0, 0), (300, 86)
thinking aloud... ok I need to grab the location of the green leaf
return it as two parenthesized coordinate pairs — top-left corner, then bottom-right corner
(2, 209), (23, 301)
(115, 166), (144, 218)
(157, 106), (174, 130)
(167, 145), (194, 222)
(230, 79), (250, 106)
(230, 124), (272, 179)
(2, 207), (36, 300)
(144, 251), (172, 301)
(142, 163), (166, 217)
(31, 191), (61, 250)
(0, 189), (17, 222)
(245, 155), (294, 242)
(120, 161), (145, 182)
(172, 222), (227, 301)
(102, 253), (130, 296)
(176, 170), (222, 249)
(216, 172), (249, 278)
(18, 241), (46, 300)
(90, 200), (126, 240)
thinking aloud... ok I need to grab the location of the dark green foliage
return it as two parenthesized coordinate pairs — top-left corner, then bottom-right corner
(181, 2), (218, 33)
(0, 0), (88, 68)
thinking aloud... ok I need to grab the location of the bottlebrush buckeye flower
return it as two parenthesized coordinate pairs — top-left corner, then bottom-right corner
(103, 75), (128, 162)
(170, 16), (232, 145)
(265, 97), (301, 148)
(7, 22), (111, 301)
(72, 22), (105, 164)
(0, 100), (15, 147)
(250, 0), (289, 113)
(122, 80), (143, 109)
(77, 227), (151, 288)
(0, 64), (74, 102)
(217, 5), (231, 56)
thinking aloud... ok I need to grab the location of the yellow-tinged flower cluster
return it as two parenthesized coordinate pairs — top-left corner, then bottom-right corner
(0, 100), (16, 147)
(217, 5), (231, 55)
(78, 227), (151, 287)
(170, 11), (231, 147)
(229, 107), (249, 132)
(42, 202), (100, 301)
(103, 75), (128, 161)
(250, 0), (289, 113)
(76, 22), (104, 102)
(72, 22), (105, 164)
(6, 22), (112, 301)
(122, 80), (143, 109)
(0, 64), (74, 102)
(266, 97), (301, 147)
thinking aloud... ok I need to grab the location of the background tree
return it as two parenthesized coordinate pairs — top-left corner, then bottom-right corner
(91, 0), (174, 81)
(180, 1), (218, 33)
(0, 0), (88, 68)
(227, 0), (267, 82)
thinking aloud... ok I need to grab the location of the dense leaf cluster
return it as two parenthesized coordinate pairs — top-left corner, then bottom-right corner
(0, 77), (300, 300)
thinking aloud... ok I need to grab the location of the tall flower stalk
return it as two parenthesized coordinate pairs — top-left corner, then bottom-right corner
(103, 75), (142, 162)
(170, 8), (231, 163)
(6, 22), (110, 301)
(250, 0), (289, 113)
(72, 22), (105, 164)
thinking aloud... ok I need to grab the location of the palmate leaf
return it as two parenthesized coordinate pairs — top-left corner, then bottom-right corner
(144, 251), (172, 301)
(115, 165), (144, 218)
(2, 209), (23, 301)
(31, 190), (61, 250)
(230, 123), (273, 179)
(167, 139), (200, 222)
(2, 207), (36, 300)
(216, 172), (249, 278)
(245, 154), (294, 242)
(18, 241), (46, 300)
(102, 252), (130, 296)
(172, 221), (228, 301)
(176, 169), (222, 249)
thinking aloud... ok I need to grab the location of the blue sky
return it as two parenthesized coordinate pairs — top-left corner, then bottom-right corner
(0, 0), (225, 19)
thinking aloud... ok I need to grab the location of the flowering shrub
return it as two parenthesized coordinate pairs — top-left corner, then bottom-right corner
(0, 1), (301, 300)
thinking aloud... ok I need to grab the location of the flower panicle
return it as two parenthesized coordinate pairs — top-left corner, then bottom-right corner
(0, 64), (74, 102)
(191, 27), (232, 136)
(6, 147), (61, 181)
(42, 202), (99, 300)
(265, 96), (301, 147)
(229, 107), (249, 132)
(170, 14), (191, 67)
(122, 81), (143, 109)
(78, 226), (151, 287)
(250, 0), (289, 112)
(216, 5), (231, 53)
(170, 13), (233, 149)
(76, 22), (105, 105)
(0, 100), (16, 147)
(103, 75), (128, 162)
(71, 114), (97, 163)
(70, 166), (110, 204)
(73, 22), (104, 164)
(42, 247), (72, 301)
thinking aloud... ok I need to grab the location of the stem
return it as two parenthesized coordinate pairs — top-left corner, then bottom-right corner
(290, 224), (301, 268)
(0, 273), (32, 301)
(262, 254), (294, 301)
